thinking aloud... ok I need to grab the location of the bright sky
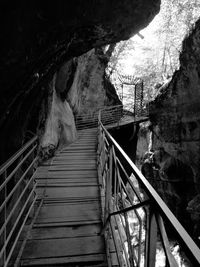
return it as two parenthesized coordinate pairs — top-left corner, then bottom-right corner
(121, 13), (161, 75)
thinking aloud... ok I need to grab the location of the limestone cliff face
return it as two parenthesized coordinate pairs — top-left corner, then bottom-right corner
(40, 48), (120, 157)
(150, 19), (200, 187)
(148, 19), (200, 234)
(40, 75), (77, 159)
(67, 48), (121, 115)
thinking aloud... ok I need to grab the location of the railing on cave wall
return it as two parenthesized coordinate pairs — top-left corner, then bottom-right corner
(75, 74), (149, 131)
(97, 109), (200, 267)
(75, 104), (148, 131)
(75, 105), (123, 130)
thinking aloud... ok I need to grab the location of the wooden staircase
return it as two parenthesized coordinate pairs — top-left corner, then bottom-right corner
(19, 129), (107, 266)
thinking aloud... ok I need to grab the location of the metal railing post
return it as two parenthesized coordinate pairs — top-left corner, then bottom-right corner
(4, 171), (7, 267)
(145, 208), (157, 267)
(156, 214), (178, 267)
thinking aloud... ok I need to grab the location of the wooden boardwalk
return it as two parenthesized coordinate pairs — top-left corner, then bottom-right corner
(19, 129), (107, 266)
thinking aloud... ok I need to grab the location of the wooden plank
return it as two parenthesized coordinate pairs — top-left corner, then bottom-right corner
(62, 145), (96, 148)
(36, 167), (97, 173)
(50, 163), (96, 167)
(21, 253), (106, 266)
(36, 178), (97, 184)
(35, 169), (97, 175)
(49, 166), (96, 171)
(60, 147), (96, 150)
(49, 165), (97, 169)
(63, 149), (95, 152)
(34, 171), (97, 179)
(55, 153), (96, 156)
(22, 236), (105, 259)
(36, 185), (99, 198)
(52, 159), (96, 163)
(53, 157), (96, 161)
(33, 220), (102, 227)
(71, 144), (96, 147)
(35, 174), (97, 179)
(37, 183), (98, 187)
(51, 161), (97, 166)
(35, 202), (101, 223)
(29, 224), (102, 240)
(53, 156), (96, 160)
(55, 153), (95, 156)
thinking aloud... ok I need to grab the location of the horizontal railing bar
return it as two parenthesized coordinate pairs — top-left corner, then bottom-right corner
(0, 136), (37, 175)
(102, 200), (149, 235)
(75, 105), (123, 117)
(76, 121), (98, 125)
(0, 157), (37, 213)
(76, 115), (123, 123)
(0, 144), (37, 192)
(75, 105), (124, 124)
(0, 184), (36, 259)
(109, 200), (149, 220)
(99, 121), (200, 264)
(0, 173), (35, 237)
(76, 120), (98, 123)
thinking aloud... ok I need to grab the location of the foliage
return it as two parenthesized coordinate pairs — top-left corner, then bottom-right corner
(107, 0), (200, 102)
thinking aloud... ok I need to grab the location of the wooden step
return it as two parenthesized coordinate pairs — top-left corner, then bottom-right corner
(30, 223), (102, 239)
(34, 170), (97, 179)
(36, 185), (99, 198)
(35, 202), (101, 224)
(21, 236), (105, 264)
(21, 254), (107, 266)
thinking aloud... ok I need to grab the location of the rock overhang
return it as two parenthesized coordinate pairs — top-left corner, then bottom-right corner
(0, 0), (161, 162)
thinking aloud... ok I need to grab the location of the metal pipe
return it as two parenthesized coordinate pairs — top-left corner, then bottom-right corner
(0, 144), (37, 192)
(5, 194), (37, 267)
(0, 184), (36, 259)
(98, 119), (200, 265)
(0, 157), (37, 213)
(0, 136), (37, 175)
(0, 173), (36, 237)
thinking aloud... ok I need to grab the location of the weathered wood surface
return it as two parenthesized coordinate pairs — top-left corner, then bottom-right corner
(19, 129), (107, 266)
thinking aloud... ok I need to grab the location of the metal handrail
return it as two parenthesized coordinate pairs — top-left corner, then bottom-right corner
(97, 112), (200, 266)
(0, 136), (38, 175)
(75, 105), (139, 130)
(75, 104), (149, 130)
(75, 105), (123, 130)
(0, 136), (38, 267)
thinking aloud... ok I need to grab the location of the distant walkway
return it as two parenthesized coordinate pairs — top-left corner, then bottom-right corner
(19, 129), (107, 266)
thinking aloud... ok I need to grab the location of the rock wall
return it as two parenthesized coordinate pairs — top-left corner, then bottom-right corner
(40, 47), (121, 157)
(150, 18), (200, 187)
(148, 18), (200, 236)
(40, 75), (77, 159)
(67, 48), (121, 115)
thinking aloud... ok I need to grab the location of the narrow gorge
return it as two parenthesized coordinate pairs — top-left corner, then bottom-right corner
(1, 1), (200, 265)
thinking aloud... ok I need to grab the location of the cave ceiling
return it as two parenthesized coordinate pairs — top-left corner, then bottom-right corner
(0, 0), (160, 162)
(0, 0), (160, 97)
